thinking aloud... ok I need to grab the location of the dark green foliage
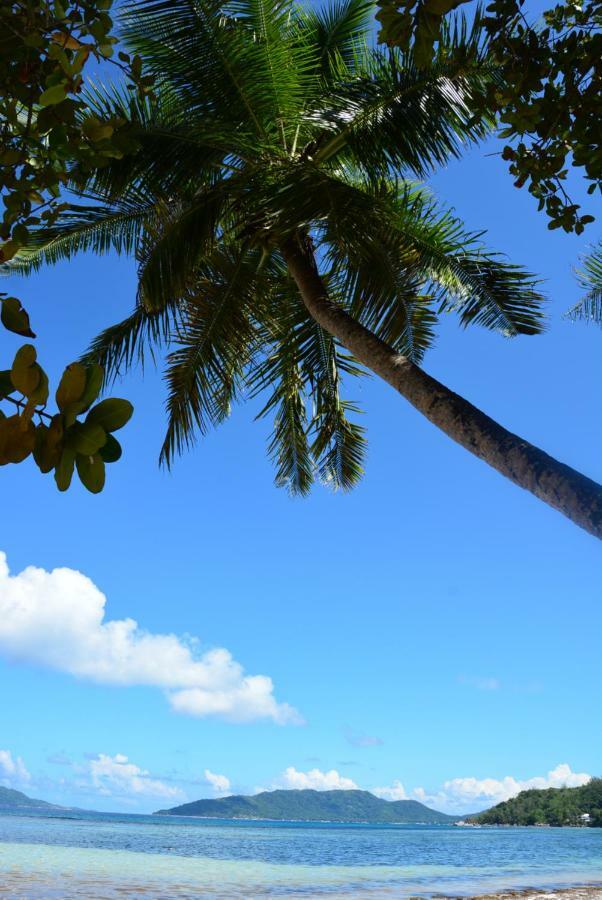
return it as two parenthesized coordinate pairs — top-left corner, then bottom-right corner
(376, 0), (602, 232)
(0, 0), (153, 251)
(156, 788), (457, 823)
(473, 778), (602, 826)
(10, 0), (546, 496)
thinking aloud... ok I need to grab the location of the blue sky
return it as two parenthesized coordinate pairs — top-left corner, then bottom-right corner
(0, 53), (600, 813)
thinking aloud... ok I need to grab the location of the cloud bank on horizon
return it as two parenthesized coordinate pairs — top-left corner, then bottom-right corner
(0, 552), (302, 726)
(372, 763), (592, 811)
(0, 746), (591, 813)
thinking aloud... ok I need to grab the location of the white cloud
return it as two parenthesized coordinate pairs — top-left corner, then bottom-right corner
(0, 750), (30, 787)
(372, 779), (408, 801)
(204, 769), (230, 795)
(87, 753), (183, 801)
(273, 767), (358, 791)
(409, 764), (592, 813)
(0, 552), (302, 726)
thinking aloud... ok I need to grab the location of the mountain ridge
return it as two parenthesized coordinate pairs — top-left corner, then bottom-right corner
(155, 788), (458, 823)
(0, 785), (61, 810)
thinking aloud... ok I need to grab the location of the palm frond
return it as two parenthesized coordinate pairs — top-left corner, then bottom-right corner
(253, 318), (314, 496)
(83, 301), (179, 381)
(311, 21), (496, 177)
(252, 269), (366, 492)
(160, 247), (262, 465)
(73, 81), (250, 204)
(303, 320), (366, 490)
(566, 242), (602, 326)
(10, 202), (153, 272)
(298, 0), (373, 79)
(388, 191), (546, 336)
(136, 183), (232, 313)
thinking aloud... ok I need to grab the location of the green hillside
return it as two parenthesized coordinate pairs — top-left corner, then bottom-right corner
(0, 786), (57, 809)
(155, 789), (456, 823)
(472, 778), (602, 826)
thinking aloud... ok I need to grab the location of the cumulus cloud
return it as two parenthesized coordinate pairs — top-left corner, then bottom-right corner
(272, 767), (358, 791)
(408, 764), (592, 813)
(87, 753), (184, 801)
(0, 552), (302, 725)
(0, 750), (30, 787)
(372, 779), (408, 801)
(204, 769), (231, 795)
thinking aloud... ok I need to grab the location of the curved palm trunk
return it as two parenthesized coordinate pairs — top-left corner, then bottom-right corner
(281, 237), (602, 540)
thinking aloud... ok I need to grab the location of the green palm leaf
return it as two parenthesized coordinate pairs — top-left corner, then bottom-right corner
(160, 247), (262, 465)
(566, 242), (602, 326)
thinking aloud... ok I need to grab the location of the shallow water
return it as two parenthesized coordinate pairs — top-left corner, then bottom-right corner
(0, 808), (600, 898)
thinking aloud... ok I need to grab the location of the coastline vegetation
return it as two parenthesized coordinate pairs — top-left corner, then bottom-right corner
(473, 779), (602, 827)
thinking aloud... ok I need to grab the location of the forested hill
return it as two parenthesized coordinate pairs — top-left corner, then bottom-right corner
(155, 789), (457, 823)
(472, 779), (602, 826)
(0, 786), (58, 809)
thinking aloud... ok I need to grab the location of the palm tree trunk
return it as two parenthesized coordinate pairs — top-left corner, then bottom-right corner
(281, 236), (602, 540)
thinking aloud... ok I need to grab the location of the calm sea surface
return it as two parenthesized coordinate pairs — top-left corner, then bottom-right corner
(0, 807), (600, 898)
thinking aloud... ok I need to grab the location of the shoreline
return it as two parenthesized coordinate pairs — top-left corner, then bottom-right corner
(0, 877), (601, 898)
(453, 888), (602, 900)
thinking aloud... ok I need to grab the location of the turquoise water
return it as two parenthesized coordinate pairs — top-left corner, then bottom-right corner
(0, 808), (600, 898)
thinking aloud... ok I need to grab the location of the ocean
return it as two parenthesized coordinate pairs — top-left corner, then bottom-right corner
(0, 807), (600, 898)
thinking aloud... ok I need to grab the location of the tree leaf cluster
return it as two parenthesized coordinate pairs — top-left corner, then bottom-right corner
(375, 0), (602, 232)
(0, 0), (154, 258)
(0, 306), (132, 491)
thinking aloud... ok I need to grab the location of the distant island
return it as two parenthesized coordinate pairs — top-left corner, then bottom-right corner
(471, 778), (602, 827)
(0, 785), (61, 810)
(155, 788), (459, 823)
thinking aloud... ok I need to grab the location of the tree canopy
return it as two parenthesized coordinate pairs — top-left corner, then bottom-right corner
(1, 0), (601, 537)
(473, 778), (602, 827)
(9, 0), (544, 490)
(376, 0), (602, 232)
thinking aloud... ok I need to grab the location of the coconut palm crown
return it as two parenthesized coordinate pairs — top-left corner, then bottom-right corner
(17, 0), (559, 503)
(18, 0), (545, 492)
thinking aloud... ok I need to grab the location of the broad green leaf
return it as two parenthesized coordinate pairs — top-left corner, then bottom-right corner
(56, 363), (87, 412)
(39, 83), (69, 106)
(29, 366), (50, 406)
(33, 416), (64, 474)
(75, 364), (104, 415)
(86, 398), (133, 432)
(0, 370), (14, 399)
(0, 241), (21, 263)
(54, 447), (76, 491)
(70, 421), (107, 455)
(0, 297), (36, 338)
(11, 345), (40, 397)
(99, 432), (122, 463)
(76, 453), (106, 493)
(0, 415), (36, 465)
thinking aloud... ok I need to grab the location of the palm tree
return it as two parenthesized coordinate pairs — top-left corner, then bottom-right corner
(16, 0), (602, 538)
(567, 242), (602, 327)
